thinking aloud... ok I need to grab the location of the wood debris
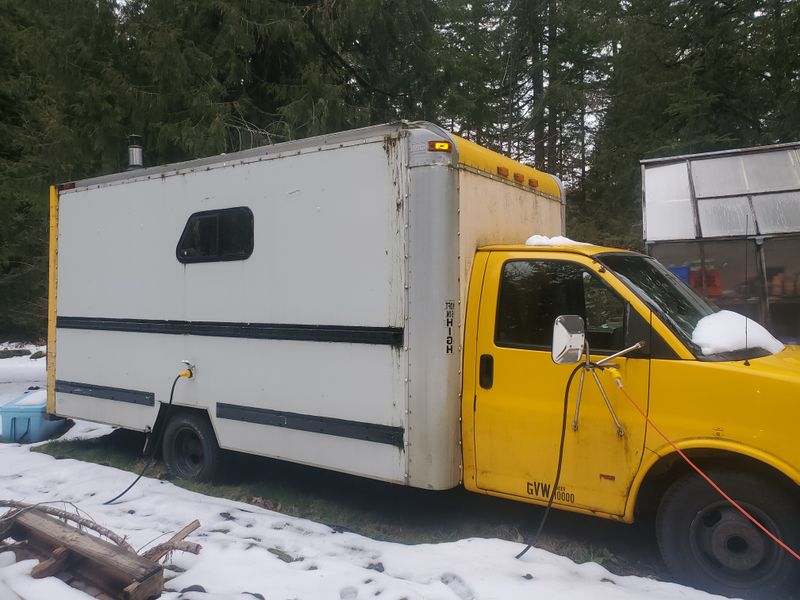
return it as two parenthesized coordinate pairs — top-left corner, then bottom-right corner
(0, 502), (202, 599)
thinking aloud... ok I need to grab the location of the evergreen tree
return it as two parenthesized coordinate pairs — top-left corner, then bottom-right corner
(2, 0), (800, 336)
(575, 0), (780, 248)
(0, 0), (128, 337)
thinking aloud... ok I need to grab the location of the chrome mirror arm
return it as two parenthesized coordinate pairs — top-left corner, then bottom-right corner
(572, 340), (644, 437)
(594, 341), (644, 366)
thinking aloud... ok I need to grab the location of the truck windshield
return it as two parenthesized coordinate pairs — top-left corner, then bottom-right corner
(597, 253), (716, 356)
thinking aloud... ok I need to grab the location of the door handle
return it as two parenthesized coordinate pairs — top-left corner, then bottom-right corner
(479, 354), (494, 389)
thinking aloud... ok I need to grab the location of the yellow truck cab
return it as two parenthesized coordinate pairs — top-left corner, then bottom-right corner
(462, 242), (800, 597)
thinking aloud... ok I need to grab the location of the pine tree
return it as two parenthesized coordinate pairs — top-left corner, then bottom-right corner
(0, 0), (129, 337)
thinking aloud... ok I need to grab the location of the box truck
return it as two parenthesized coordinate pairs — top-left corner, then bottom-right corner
(48, 122), (799, 597)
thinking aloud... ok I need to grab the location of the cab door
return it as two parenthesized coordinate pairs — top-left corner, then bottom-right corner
(472, 251), (651, 517)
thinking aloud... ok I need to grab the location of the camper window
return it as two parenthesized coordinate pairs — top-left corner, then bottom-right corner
(177, 207), (254, 263)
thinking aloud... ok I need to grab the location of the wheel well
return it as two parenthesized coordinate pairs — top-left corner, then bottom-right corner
(635, 450), (800, 519)
(143, 404), (214, 456)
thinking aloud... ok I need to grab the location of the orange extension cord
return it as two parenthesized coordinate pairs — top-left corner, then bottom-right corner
(605, 368), (800, 563)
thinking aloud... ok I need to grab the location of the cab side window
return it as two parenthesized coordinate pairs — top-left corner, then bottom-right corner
(495, 259), (626, 352)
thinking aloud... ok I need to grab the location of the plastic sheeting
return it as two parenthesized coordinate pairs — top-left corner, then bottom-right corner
(643, 146), (800, 241)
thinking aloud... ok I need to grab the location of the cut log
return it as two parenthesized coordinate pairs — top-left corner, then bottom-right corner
(8, 509), (163, 600)
(0, 501), (134, 551)
(141, 519), (200, 562)
(122, 573), (164, 600)
(31, 546), (71, 578)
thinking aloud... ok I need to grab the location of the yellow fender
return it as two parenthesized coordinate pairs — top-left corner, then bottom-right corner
(624, 438), (800, 522)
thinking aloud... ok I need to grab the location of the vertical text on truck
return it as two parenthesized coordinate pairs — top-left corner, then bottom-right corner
(48, 122), (799, 597)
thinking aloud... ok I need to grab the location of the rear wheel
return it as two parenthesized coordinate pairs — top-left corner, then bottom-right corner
(162, 411), (220, 482)
(656, 469), (799, 598)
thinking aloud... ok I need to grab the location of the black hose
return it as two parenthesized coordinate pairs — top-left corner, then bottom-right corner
(516, 363), (584, 559)
(103, 373), (182, 505)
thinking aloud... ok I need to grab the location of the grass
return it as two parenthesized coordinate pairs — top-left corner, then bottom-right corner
(34, 433), (148, 473)
(32, 428), (663, 579)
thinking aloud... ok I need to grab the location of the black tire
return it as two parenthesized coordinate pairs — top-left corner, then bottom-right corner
(656, 468), (799, 598)
(162, 411), (220, 482)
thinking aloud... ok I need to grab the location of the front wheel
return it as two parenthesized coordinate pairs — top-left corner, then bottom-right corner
(162, 411), (220, 482)
(656, 469), (799, 598)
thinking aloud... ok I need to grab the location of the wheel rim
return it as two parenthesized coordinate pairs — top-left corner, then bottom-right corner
(173, 426), (205, 478)
(689, 500), (781, 586)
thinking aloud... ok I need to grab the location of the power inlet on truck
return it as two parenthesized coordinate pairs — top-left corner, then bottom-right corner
(179, 360), (195, 379)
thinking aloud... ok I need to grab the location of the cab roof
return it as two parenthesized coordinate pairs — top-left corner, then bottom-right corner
(477, 243), (641, 258)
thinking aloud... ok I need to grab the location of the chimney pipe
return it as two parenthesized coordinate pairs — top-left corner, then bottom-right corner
(127, 134), (143, 170)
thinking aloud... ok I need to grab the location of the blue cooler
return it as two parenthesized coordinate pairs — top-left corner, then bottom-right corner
(0, 387), (66, 443)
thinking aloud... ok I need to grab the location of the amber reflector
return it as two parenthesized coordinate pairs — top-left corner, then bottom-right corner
(428, 141), (452, 152)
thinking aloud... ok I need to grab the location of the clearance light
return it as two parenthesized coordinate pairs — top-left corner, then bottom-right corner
(428, 140), (452, 152)
(497, 166), (509, 178)
(58, 182), (76, 191)
(528, 178), (539, 188)
(513, 173), (524, 183)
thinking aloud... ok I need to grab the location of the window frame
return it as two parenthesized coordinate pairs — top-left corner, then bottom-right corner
(493, 258), (629, 355)
(176, 206), (254, 264)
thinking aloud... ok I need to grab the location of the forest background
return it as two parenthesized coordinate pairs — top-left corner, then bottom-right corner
(1, 0), (798, 337)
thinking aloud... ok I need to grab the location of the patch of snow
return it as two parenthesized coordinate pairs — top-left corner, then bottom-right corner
(0, 344), (46, 407)
(525, 235), (592, 247)
(0, 348), (728, 599)
(0, 553), (90, 600)
(0, 347), (114, 442)
(9, 389), (47, 407)
(0, 454), (728, 599)
(0, 342), (43, 352)
(55, 420), (117, 442)
(692, 310), (784, 356)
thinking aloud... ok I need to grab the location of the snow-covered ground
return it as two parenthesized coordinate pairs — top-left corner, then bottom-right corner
(0, 348), (727, 600)
(0, 343), (47, 407)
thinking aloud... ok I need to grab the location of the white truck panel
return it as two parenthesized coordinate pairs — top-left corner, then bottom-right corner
(59, 140), (403, 327)
(56, 328), (404, 433)
(52, 122), (563, 490)
(457, 168), (563, 319)
(215, 419), (405, 483)
(57, 181), (186, 320)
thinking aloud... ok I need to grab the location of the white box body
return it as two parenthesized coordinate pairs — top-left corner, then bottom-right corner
(52, 122), (563, 489)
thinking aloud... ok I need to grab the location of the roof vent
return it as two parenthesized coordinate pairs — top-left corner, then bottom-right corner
(127, 134), (143, 170)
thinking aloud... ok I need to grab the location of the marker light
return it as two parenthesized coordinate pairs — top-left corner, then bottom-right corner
(513, 173), (525, 183)
(497, 166), (509, 178)
(58, 182), (76, 191)
(428, 141), (452, 152)
(528, 178), (539, 188)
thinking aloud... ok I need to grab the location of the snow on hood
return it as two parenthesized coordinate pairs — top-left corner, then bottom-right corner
(525, 235), (591, 246)
(692, 310), (785, 356)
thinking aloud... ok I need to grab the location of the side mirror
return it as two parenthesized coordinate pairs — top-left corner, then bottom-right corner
(552, 315), (586, 364)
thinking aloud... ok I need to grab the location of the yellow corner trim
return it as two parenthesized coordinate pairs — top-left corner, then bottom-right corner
(450, 134), (562, 200)
(47, 186), (58, 415)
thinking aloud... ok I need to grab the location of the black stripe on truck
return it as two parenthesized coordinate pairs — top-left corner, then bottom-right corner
(55, 380), (155, 406)
(57, 316), (403, 346)
(216, 402), (405, 449)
